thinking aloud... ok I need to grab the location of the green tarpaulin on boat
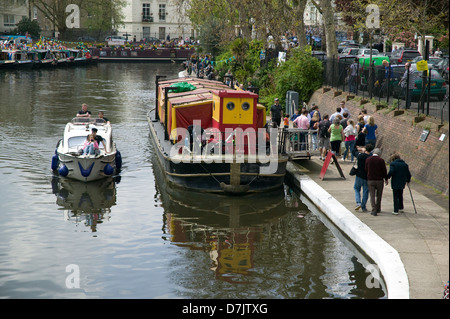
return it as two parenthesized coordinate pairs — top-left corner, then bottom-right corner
(168, 82), (197, 93)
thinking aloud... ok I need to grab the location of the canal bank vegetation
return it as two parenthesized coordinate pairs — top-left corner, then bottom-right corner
(212, 38), (323, 110)
(183, 0), (448, 111)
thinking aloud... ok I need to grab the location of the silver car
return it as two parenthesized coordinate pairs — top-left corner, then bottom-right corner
(358, 48), (379, 57)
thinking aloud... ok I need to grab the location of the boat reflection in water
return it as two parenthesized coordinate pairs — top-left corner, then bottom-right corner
(153, 156), (385, 298)
(163, 187), (289, 284)
(51, 176), (119, 232)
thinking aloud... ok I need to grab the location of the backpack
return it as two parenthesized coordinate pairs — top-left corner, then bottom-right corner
(319, 120), (330, 138)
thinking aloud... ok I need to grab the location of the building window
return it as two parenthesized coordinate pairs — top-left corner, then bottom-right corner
(142, 3), (151, 19)
(3, 14), (15, 27)
(159, 27), (165, 40)
(159, 4), (166, 21)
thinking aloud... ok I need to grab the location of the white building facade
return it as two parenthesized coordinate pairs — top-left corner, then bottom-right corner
(118, 0), (195, 41)
(0, 0), (29, 34)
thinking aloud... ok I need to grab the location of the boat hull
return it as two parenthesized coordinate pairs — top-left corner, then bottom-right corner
(147, 113), (287, 194)
(56, 152), (118, 182)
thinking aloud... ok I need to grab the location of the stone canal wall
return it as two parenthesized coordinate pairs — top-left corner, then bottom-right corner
(308, 88), (449, 196)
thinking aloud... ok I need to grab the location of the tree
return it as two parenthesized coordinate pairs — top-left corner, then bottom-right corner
(260, 46), (323, 107)
(335, 0), (449, 52)
(16, 18), (42, 39)
(30, 0), (125, 40)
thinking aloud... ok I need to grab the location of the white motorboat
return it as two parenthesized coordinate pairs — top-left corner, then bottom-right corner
(52, 118), (122, 182)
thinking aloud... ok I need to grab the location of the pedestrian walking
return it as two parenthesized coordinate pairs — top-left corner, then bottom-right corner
(309, 104), (321, 122)
(363, 115), (378, 147)
(365, 148), (388, 216)
(348, 58), (359, 94)
(310, 111), (320, 150)
(399, 62), (418, 109)
(293, 109), (310, 150)
(328, 117), (344, 158)
(386, 153), (412, 215)
(270, 98), (283, 128)
(340, 112), (349, 129)
(354, 115), (366, 151)
(343, 119), (357, 162)
(352, 143), (374, 212)
(329, 107), (342, 123)
(339, 101), (350, 118)
(318, 114), (331, 160)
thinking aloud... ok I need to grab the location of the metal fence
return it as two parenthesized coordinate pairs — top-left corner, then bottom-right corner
(322, 57), (449, 124)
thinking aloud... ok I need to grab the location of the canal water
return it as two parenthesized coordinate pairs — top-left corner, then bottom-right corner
(0, 63), (386, 299)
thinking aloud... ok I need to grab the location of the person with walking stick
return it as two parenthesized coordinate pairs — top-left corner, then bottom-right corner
(386, 153), (412, 215)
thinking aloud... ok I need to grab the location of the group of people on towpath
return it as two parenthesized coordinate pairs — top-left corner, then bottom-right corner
(270, 98), (412, 217)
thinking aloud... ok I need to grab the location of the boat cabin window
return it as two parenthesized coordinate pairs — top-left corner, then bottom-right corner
(68, 136), (87, 148)
(226, 102), (235, 111)
(68, 136), (106, 149)
(242, 102), (250, 111)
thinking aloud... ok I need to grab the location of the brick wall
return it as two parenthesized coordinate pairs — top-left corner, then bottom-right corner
(309, 88), (449, 196)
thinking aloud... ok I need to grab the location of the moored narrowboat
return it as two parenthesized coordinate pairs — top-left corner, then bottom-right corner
(147, 76), (288, 194)
(89, 46), (194, 63)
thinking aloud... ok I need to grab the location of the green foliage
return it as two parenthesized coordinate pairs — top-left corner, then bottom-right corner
(214, 39), (264, 85)
(259, 47), (323, 109)
(197, 19), (223, 57)
(213, 43), (323, 113)
(15, 18), (41, 39)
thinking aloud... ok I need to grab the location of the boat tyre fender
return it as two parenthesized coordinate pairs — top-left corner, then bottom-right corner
(51, 151), (59, 171)
(58, 164), (69, 177)
(104, 164), (114, 176)
(115, 151), (122, 170)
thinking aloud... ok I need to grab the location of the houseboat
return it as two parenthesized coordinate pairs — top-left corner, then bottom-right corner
(89, 46), (194, 63)
(147, 76), (288, 194)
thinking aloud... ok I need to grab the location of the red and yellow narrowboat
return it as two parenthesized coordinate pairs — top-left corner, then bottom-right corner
(147, 76), (288, 194)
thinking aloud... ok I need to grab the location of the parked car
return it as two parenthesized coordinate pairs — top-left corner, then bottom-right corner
(338, 40), (359, 53)
(373, 64), (406, 98)
(105, 35), (131, 45)
(340, 47), (360, 56)
(433, 56), (449, 82)
(390, 49), (421, 64)
(357, 48), (380, 57)
(391, 65), (447, 101)
(410, 56), (442, 69)
(311, 51), (326, 61)
(145, 37), (161, 43)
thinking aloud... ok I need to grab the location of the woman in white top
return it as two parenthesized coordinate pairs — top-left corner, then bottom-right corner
(343, 119), (357, 162)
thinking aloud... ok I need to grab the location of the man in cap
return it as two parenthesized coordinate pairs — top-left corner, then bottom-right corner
(365, 148), (388, 216)
(270, 98), (283, 128)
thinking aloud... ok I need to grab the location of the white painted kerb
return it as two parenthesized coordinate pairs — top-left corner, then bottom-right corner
(288, 164), (410, 299)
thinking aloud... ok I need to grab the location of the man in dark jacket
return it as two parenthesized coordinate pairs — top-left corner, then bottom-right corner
(352, 143), (374, 212)
(270, 98), (283, 128)
(365, 148), (388, 216)
(386, 153), (412, 215)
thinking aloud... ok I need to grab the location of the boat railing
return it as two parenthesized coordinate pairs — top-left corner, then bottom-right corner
(278, 128), (320, 160)
(71, 117), (107, 126)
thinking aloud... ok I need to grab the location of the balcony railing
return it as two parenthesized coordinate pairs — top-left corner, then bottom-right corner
(142, 16), (153, 23)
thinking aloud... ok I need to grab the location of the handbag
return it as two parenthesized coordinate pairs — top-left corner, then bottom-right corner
(349, 164), (357, 176)
(349, 155), (358, 176)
